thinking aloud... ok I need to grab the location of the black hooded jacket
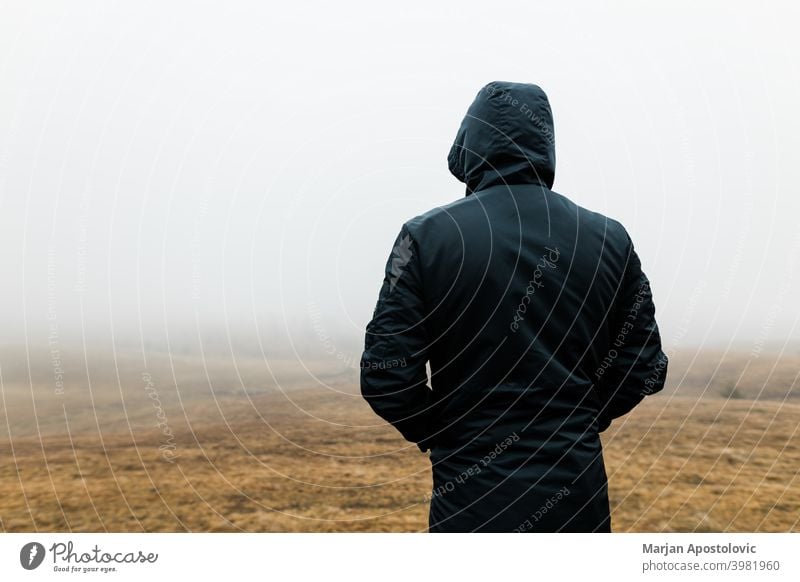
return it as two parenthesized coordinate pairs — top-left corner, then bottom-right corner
(360, 81), (668, 532)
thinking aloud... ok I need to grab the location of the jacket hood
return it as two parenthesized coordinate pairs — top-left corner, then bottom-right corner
(448, 81), (556, 195)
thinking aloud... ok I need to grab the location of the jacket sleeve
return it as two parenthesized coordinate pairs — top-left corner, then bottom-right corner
(360, 225), (436, 452)
(595, 230), (668, 431)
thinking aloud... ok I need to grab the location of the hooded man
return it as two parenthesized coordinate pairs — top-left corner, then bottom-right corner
(360, 81), (668, 532)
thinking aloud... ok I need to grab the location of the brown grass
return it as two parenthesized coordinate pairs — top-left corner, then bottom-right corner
(0, 347), (798, 532)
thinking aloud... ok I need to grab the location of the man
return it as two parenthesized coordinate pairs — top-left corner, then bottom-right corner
(360, 81), (668, 532)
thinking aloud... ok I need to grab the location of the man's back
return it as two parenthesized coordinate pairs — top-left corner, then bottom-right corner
(360, 82), (668, 532)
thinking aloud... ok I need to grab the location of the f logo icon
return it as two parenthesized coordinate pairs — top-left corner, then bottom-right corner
(19, 542), (45, 570)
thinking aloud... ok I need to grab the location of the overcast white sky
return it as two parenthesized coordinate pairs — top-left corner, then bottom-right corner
(1, 0), (799, 356)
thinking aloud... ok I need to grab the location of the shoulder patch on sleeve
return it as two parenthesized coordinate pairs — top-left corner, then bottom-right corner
(389, 233), (414, 291)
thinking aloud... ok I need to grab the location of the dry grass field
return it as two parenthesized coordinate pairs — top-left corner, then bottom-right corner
(0, 344), (798, 532)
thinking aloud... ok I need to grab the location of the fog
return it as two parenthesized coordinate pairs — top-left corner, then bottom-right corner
(1, 1), (799, 362)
